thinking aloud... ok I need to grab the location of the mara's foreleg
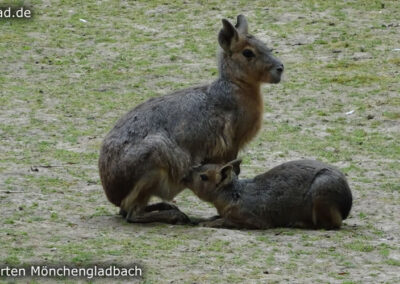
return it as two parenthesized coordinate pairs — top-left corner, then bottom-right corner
(199, 217), (244, 229)
(190, 215), (221, 225)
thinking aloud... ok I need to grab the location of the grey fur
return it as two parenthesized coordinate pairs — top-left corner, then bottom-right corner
(98, 15), (283, 224)
(185, 159), (353, 229)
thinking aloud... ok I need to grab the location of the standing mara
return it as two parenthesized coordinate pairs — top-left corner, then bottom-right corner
(99, 15), (283, 224)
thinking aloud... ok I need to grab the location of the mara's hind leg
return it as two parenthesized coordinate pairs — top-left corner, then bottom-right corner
(144, 202), (180, 212)
(118, 138), (192, 224)
(310, 169), (351, 230)
(120, 170), (191, 225)
(312, 198), (343, 230)
(119, 202), (179, 218)
(127, 209), (191, 225)
(124, 196), (191, 225)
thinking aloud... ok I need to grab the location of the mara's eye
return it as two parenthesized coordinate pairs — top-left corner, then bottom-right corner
(200, 174), (209, 181)
(242, 49), (255, 58)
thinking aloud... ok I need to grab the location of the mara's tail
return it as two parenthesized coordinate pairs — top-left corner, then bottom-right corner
(310, 168), (353, 229)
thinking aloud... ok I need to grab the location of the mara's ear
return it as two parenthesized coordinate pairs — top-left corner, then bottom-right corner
(218, 18), (239, 54)
(219, 164), (235, 186)
(226, 158), (242, 176)
(235, 14), (248, 34)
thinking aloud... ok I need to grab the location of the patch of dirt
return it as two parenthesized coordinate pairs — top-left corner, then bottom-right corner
(1, 1), (399, 283)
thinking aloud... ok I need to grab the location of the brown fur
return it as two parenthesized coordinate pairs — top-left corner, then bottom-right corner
(184, 159), (353, 230)
(98, 15), (283, 224)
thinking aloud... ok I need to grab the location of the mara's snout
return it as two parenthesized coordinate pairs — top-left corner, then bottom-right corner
(264, 57), (284, 84)
(270, 62), (284, 83)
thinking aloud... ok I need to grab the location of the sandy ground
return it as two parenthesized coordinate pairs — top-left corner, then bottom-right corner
(1, 1), (399, 283)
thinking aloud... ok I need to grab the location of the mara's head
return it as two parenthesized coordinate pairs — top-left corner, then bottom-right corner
(183, 159), (242, 200)
(218, 15), (283, 85)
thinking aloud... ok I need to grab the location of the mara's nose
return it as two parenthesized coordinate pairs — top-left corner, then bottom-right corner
(276, 64), (284, 73)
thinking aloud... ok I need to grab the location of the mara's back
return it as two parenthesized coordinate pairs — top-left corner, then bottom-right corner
(101, 82), (238, 166)
(240, 160), (351, 227)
